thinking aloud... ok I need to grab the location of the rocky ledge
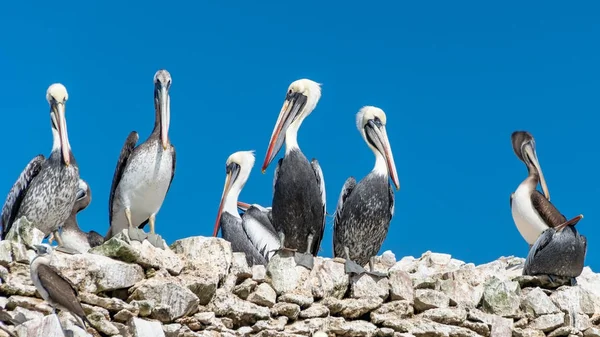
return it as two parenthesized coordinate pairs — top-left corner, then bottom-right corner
(0, 220), (598, 337)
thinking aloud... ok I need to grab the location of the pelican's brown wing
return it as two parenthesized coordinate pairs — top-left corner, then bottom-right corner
(108, 131), (139, 225)
(530, 190), (567, 228)
(36, 264), (86, 319)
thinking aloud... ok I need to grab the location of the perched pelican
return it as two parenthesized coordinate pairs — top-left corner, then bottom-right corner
(55, 179), (104, 253)
(261, 79), (326, 270)
(106, 69), (176, 249)
(510, 131), (553, 247)
(29, 244), (92, 331)
(0, 84), (79, 247)
(333, 106), (399, 276)
(214, 151), (281, 266)
(523, 214), (587, 283)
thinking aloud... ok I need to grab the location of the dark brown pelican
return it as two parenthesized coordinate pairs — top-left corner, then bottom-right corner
(106, 70), (176, 249)
(0, 84), (79, 248)
(56, 179), (104, 253)
(333, 106), (399, 276)
(214, 151), (281, 266)
(510, 131), (553, 247)
(523, 214), (587, 283)
(261, 79), (326, 270)
(29, 244), (107, 335)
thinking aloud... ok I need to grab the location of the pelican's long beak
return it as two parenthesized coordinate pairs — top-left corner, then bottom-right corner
(52, 102), (71, 166)
(523, 141), (550, 200)
(237, 201), (251, 211)
(261, 92), (307, 173)
(366, 120), (400, 190)
(556, 214), (584, 232)
(213, 163), (241, 237)
(157, 85), (170, 150)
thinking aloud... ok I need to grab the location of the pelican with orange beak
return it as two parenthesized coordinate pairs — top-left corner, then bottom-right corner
(510, 131), (555, 248)
(0, 83), (80, 249)
(333, 106), (400, 276)
(213, 151), (280, 266)
(106, 69), (176, 249)
(261, 79), (326, 270)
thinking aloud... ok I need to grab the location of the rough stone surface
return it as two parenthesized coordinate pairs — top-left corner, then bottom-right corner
(0, 232), (598, 337)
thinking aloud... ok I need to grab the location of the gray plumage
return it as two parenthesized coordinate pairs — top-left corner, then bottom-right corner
(333, 174), (394, 266)
(221, 212), (271, 266)
(106, 70), (176, 247)
(272, 149), (325, 256)
(60, 179), (104, 253)
(523, 224), (587, 278)
(1, 84), (79, 244)
(30, 245), (91, 331)
(1, 155), (45, 239)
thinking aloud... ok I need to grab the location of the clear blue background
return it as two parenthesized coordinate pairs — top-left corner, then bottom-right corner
(1, 1), (598, 270)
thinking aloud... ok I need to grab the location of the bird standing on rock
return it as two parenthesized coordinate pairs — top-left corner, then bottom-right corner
(261, 79), (326, 270)
(0, 84), (80, 252)
(106, 69), (177, 249)
(333, 106), (399, 276)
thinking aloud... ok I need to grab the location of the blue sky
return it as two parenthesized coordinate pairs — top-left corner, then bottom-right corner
(1, 2), (599, 270)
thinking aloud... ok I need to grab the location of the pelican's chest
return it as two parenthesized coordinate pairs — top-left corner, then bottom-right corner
(511, 182), (547, 245)
(118, 140), (174, 203)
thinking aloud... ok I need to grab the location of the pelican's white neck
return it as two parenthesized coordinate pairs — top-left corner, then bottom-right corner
(373, 150), (388, 176)
(223, 166), (252, 219)
(51, 127), (61, 153)
(284, 120), (301, 154)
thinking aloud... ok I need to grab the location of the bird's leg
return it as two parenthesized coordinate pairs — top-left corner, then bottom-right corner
(343, 246), (366, 275)
(125, 207), (147, 243)
(278, 232), (297, 253)
(294, 233), (315, 270)
(47, 233), (55, 245)
(146, 214), (165, 250)
(52, 231), (77, 255)
(366, 256), (388, 277)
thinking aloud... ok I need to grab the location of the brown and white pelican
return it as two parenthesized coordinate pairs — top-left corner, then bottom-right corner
(214, 151), (281, 266)
(523, 213), (587, 284)
(510, 131), (553, 247)
(29, 244), (96, 333)
(0, 84), (79, 248)
(55, 179), (104, 253)
(261, 79), (326, 270)
(106, 69), (176, 249)
(333, 106), (399, 276)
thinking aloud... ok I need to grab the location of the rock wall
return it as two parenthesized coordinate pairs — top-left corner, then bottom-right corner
(0, 221), (598, 337)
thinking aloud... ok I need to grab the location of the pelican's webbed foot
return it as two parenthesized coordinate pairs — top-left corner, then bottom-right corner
(344, 258), (367, 275)
(343, 246), (366, 275)
(127, 226), (148, 243)
(294, 252), (315, 270)
(147, 233), (166, 250)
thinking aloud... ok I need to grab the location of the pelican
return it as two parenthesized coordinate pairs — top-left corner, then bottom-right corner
(214, 151), (281, 266)
(106, 69), (176, 249)
(0, 84), (79, 248)
(54, 179), (104, 253)
(523, 213), (587, 283)
(29, 244), (92, 332)
(333, 106), (399, 276)
(510, 131), (554, 247)
(261, 79), (326, 270)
